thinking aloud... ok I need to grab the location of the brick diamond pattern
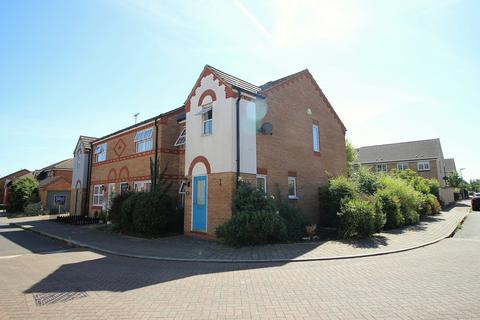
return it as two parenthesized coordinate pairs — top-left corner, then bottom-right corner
(113, 139), (126, 157)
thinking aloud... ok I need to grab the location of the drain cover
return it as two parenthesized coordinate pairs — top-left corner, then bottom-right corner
(32, 291), (88, 306)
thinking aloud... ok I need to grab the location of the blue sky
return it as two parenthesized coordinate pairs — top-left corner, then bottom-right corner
(1, 0), (479, 180)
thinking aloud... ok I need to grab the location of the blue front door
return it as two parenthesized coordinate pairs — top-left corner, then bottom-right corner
(192, 176), (207, 232)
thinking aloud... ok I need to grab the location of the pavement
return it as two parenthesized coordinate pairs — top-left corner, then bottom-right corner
(0, 201), (478, 319)
(6, 201), (471, 262)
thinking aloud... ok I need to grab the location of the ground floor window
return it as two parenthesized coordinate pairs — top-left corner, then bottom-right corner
(178, 180), (186, 209)
(256, 175), (267, 194)
(93, 185), (104, 206)
(133, 180), (151, 192)
(397, 162), (408, 170)
(120, 182), (129, 194)
(376, 164), (388, 172)
(288, 176), (297, 199)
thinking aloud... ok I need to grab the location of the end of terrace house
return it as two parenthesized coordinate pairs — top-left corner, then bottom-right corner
(71, 65), (348, 238)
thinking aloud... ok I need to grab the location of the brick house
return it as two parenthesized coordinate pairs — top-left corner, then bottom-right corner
(34, 159), (73, 213)
(0, 169), (31, 205)
(86, 107), (185, 217)
(354, 138), (454, 205)
(75, 65), (347, 237)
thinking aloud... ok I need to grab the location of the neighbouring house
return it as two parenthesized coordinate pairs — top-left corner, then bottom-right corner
(0, 169), (31, 205)
(75, 65), (347, 237)
(354, 138), (455, 205)
(86, 107), (185, 218)
(34, 159), (73, 213)
(444, 158), (457, 175)
(71, 136), (97, 215)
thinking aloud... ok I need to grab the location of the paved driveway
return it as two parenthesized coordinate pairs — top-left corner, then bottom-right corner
(0, 234), (479, 319)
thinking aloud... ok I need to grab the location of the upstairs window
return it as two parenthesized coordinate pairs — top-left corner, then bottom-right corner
(134, 128), (153, 153)
(312, 124), (320, 152)
(288, 176), (297, 199)
(376, 164), (388, 172)
(397, 162), (408, 170)
(95, 143), (107, 162)
(417, 161), (430, 171)
(174, 127), (186, 146)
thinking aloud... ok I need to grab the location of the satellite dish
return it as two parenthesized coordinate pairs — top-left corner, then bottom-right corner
(260, 122), (273, 135)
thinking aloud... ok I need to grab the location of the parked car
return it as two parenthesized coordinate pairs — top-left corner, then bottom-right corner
(472, 193), (480, 211)
(468, 191), (475, 198)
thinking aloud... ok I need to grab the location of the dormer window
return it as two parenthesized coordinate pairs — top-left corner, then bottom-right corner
(134, 128), (153, 153)
(95, 143), (107, 162)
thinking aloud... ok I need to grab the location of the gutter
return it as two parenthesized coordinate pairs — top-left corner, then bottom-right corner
(152, 116), (160, 191)
(235, 88), (241, 186)
(83, 144), (93, 216)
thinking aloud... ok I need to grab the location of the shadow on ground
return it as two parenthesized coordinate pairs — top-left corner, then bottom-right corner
(24, 252), (285, 295)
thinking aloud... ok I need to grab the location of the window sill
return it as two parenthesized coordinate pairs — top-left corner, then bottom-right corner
(92, 204), (103, 207)
(288, 196), (299, 200)
(314, 151), (321, 157)
(201, 133), (212, 137)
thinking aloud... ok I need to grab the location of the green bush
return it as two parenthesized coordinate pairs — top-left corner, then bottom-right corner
(109, 191), (133, 224)
(232, 181), (276, 214)
(375, 189), (404, 229)
(119, 193), (141, 232)
(24, 202), (45, 216)
(319, 176), (358, 227)
(278, 202), (308, 241)
(216, 210), (287, 246)
(419, 193), (441, 216)
(7, 176), (39, 213)
(351, 166), (380, 194)
(337, 198), (379, 239)
(217, 181), (309, 246)
(379, 175), (421, 225)
(132, 192), (172, 235)
(427, 179), (440, 199)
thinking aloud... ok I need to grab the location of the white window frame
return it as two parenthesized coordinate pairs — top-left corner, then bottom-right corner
(120, 182), (129, 194)
(312, 124), (320, 152)
(417, 161), (431, 171)
(133, 180), (152, 192)
(93, 185), (104, 207)
(95, 143), (107, 162)
(174, 127), (186, 146)
(200, 104), (213, 136)
(397, 162), (408, 170)
(256, 174), (267, 194)
(178, 180), (186, 209)
(376, 164), (388, 172)
(288, 176), (298, 199)
(134, 128), (153, 153)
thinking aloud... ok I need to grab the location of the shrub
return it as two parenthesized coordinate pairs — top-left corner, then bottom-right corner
(119, 192), (141, 232)
(109, 191), (133, 224)
(337, 198), (378, 239)
(419, 193), (441, 216)
(232, 181), (276, 214)
(378, 175), (421, 225)
(351, 166), (380, 194)
(375, 189), (404, 229)
(216, 181), (308, 246)
(24, 202), (45, 216)
(7, 176), (39, 213)
(132, 192), (173, 235)
(278, 203), (308, 241)
(216, 210), (287, 246)
(427, 179), (440, 199)
(319, 176), (358, 227)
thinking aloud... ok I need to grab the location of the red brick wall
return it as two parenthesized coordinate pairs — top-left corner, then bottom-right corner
(88, 112), (185, 215)
(257, 73), (347, 224)
(53, 170), (72, 183)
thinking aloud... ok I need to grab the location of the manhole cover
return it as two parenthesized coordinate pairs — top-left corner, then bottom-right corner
(32, 291), (88, 306)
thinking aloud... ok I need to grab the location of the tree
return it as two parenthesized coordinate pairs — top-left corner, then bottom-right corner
(149, 158), (172, 195)
(446, 172), (463, 188)
(345, 140), (358, 175)
(469, 179), (480, 192)
(7, 176), (39, 213)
